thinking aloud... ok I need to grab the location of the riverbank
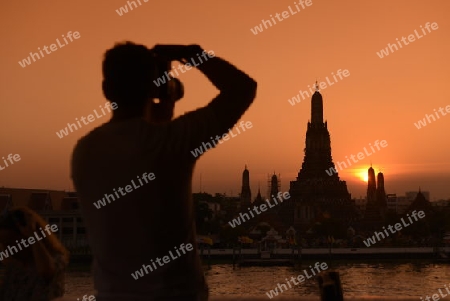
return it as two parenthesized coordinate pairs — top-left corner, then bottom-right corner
(67, 247), (450, 266)
(215, 246), (450, 260)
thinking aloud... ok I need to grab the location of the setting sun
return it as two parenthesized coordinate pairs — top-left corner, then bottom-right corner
(357, 170), (369, 182)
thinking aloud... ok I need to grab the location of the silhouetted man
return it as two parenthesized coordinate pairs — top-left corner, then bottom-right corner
(70, 42), (257, 301)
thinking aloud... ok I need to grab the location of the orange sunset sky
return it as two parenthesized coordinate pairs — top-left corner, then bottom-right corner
(1, 1), (449, 200)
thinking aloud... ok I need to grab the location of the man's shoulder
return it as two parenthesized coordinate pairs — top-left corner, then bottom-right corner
(75, 119), (137, 143)
(72, 118), (153, 155)
(70, 122), (116, 180)
(72, 122), (115, 158)
(73, 123), (104, 152)
(170, 105), (218, 133)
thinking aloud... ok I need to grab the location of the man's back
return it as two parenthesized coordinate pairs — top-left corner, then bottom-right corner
(71, 43), (257, 300)
(71, 106), (223, 299)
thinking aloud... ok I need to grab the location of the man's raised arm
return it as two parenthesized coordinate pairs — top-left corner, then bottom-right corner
(195, 50), (257, 132)
(152, 45), (257, 157)
(153, 44), (257, 132)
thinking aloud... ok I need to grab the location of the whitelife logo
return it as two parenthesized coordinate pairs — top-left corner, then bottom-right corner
(115, 0), (149, 16)
(250, 0), (313, 35)
(0, 153), (21, 171)
(287, 69), (350, 106)
(93, 172), (155, 209)
(266, 261), (328, 299)
(190, 121), (252, 158)
(376, 22), (439, 59)
(153, 50), (215, 87)
(362, 210), (426, 247)
(131, 243), (193, 280)
(18, 31), (81, 68)
(228, 192), (290, 228)
(56, 102), (118, 139)
(420, 282), (450, 301)
(0, 224), (58, 261)
(76, 295), (96, 301)
(414, 105), (450, 129)
(325, 140), (388, 176)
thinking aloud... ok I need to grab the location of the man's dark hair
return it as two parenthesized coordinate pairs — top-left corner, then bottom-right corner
(102, 41), (155, 107)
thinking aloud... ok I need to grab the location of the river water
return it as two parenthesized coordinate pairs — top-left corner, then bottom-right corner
(65, 260), (450, 298)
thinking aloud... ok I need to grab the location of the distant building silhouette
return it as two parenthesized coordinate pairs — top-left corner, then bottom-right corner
(0, 187), (88, 252)
(386, 193), (414, 214)
(364, 168), (387, 228)
(367, 166), (377, 204)
(268, 172), (280, 200)
(0, 188), (65, 210)
(376, 172), (387, 215)
(253, 184), (264, 207)
(239, 165), (252, 210)
(408, 188), (433, 214)
(406, 190), (430, 202)
(61, 196), (80, 211)
(376, 172), (387, 207)
(28, 191), (53, 211)
(266, 173), (285, 227)
(0, 194), (13, 213)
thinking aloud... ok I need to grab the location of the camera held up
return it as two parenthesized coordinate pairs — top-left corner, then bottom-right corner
(149, 46), (185, 103)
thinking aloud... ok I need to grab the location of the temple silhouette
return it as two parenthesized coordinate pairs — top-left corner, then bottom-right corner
(234, 83), (444, 239)
(284, 84), (356, 231)
(239, 165), (252, 210)
(240, 83), (357, 233)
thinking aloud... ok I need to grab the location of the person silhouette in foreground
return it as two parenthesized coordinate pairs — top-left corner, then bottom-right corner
(0, 207), (69, 301)
(70, 42), (257, 300)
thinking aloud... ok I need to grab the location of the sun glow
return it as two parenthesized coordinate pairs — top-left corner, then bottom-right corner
(357, 170), (368, 182)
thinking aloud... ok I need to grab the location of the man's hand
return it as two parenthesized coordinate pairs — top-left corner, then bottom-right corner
(152, 44), (204, 64)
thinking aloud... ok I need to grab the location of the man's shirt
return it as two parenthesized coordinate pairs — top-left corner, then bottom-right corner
(71, 106), (223, 300)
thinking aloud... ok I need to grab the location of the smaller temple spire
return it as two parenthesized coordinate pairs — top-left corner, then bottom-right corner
(315, 80), (319, 92)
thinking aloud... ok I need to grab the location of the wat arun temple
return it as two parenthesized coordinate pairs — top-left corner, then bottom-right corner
(241, 84), (358, 233)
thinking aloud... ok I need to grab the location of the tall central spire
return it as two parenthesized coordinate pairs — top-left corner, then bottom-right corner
(311, 88), (323, 124)
(287, 88), (353, 229)
(295, 90), (340, 181)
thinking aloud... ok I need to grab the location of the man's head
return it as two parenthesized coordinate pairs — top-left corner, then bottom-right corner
(102, 41), (177, 123)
